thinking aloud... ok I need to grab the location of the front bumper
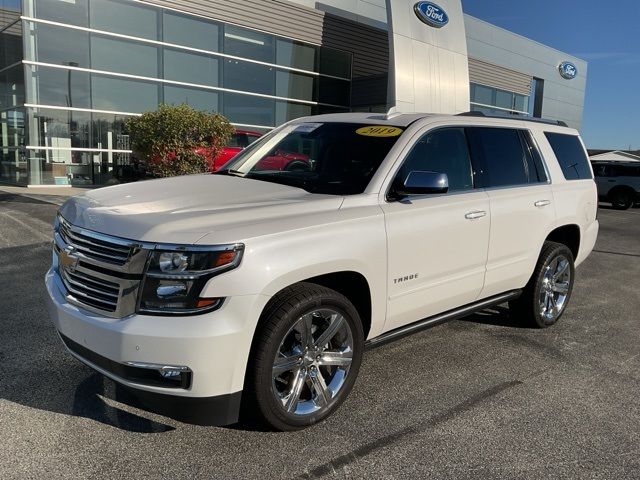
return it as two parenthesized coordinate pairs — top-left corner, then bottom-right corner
(45, 268), (269, 425)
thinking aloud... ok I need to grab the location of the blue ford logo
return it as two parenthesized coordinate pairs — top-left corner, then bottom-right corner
(414, 1), (449, 28)
(559, 61), (578, 80)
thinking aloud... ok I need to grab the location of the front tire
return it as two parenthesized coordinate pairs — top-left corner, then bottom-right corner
(509, 241), (575, 328)
(247, 283), (364, 431)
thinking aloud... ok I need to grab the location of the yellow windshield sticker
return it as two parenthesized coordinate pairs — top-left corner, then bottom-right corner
(356, 126), (403, 137)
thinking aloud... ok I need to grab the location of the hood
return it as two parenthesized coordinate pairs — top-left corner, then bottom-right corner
(59, 175), (344, 244)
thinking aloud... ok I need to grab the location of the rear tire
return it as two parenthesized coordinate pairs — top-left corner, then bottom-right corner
(509, 241), (575, 328)
(246, 283), (364, 431)
(610, 189), (634, 210)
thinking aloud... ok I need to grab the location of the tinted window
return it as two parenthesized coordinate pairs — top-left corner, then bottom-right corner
(224, 25), (274, 63)
(164, 86), (219, 112)
(26, 21), (90, 67)
(544, 132), (592, 180)
(395, 128), (473, 192)
(467, 127), (529, 188)
(164, 49), (218, 86)
(223, 59), (275, 95)
(31, 0), (88, 27)
(163, 11), (219, 51)
(90, 0), (158, 40)
(91, 36), (158, 78)
(91, 75), (159, 113)
(276, 39), (316, 71)
(221, 123), (404, 195)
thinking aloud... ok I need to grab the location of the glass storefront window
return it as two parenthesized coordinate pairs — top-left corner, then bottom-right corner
(26, 65), (90, 108)
(275, 101), (312, 125)
(514, 94), (529, 113)
(91, 75), (159, 113)
(1, 20), (22, 69)
(29, 107), (90, 149)
(276, 71), (315, 102)
(223, 59), (275, 96)
(90, 0), (158, 40)
(471, 84), (493, 106)
(27, 0), (89, 27)
(1, 65), (25, 110)
(1, 108), (25, 148)
(319, 46), (351, 79)
(164, 48), (218, 87)
(224, 24), (274, 63)
(495, 89), (513, 110)
(471, 83), (531, 115)
(318, 77), (350, 106)
(164, 86), (219, 112)
(163, 11), (219, 52)
(91, 35), (158, 78)
(224, 92), (274, 127)
(276, 39), (316, 72)
(27, 149), (94, 185)
(25, 21), (90, 68)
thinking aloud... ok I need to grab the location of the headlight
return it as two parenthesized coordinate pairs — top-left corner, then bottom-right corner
(138, 244), (243, 315)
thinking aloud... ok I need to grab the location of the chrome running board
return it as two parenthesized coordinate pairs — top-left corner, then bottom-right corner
(365, 290), (522, 349)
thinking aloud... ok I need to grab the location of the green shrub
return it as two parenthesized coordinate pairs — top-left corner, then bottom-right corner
(126, 104), (234, 177)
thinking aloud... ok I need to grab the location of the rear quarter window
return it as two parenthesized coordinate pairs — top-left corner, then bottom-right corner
(544, 132), (592, 180)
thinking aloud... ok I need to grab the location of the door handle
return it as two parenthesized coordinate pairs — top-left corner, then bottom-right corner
(465, 210), (487, 220)
(534, 200), (551, 207)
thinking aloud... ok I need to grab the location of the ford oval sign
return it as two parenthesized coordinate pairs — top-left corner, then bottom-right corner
(559, 61), (578, 80)
(414, 1), (449, 28)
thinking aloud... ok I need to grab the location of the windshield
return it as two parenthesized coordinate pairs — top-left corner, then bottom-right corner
(215, 122), (405, 195)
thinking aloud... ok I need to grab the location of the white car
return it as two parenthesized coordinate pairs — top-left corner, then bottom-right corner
(592, 161), (640, 209)
(46, 112), (599, 430)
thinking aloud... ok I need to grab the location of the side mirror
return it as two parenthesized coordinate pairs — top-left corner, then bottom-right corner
(394, 171), (449, 197)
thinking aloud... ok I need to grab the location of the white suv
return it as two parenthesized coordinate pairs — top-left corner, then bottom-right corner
(46, 113), (599, 430)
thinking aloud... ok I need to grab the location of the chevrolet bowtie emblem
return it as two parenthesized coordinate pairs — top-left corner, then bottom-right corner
(59, 247), (79, 272)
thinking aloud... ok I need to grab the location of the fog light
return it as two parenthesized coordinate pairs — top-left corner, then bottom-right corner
(156, 283), (187, 298)
(159, 367), (184, 378)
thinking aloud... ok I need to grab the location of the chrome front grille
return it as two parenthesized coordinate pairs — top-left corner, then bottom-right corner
(54, 216), (150, 318)
(60, 268), (120, 313)
(58, 218), (131, 266)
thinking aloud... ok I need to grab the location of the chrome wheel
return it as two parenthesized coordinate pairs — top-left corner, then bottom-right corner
(271, 308), (354, 416)
(539, 254), (571, 322)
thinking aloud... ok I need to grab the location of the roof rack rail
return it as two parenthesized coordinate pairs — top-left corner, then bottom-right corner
(456, 111), (568, 128)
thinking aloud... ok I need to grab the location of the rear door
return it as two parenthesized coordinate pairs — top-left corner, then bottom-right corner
(466, 127), (556, 298)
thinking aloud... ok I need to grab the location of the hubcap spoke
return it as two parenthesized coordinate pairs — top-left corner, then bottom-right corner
(314, 313), (345, 348)
(554, 259), (569, 281)
(309, 370), (331, 407)
(295, 314), (314, 347)
(552, 281), (569, 294)
(318, 350), (353, 367)
(284, 368), (306, 413)
(273, 354), (302, 376)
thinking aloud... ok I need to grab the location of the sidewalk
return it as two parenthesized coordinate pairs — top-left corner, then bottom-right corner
(0, 184), (95, 205)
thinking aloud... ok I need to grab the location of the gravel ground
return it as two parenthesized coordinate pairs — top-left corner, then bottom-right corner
(0, 191), (639, 479)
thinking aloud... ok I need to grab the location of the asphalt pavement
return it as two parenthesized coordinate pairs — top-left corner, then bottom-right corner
(0, 190), (639, 479)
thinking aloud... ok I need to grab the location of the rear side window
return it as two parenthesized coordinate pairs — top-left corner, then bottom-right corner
(544, 132), (592, 180)
(466, 127), (533, 188)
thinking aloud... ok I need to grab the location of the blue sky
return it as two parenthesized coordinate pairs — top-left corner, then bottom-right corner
(461, 0), (640, 149)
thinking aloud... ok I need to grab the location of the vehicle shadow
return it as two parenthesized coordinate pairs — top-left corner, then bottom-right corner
(459, 305), (533, 329)
(0, 242), (175, 434)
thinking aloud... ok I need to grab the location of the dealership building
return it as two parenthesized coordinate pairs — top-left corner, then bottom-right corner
(0, 0), (587, 186)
